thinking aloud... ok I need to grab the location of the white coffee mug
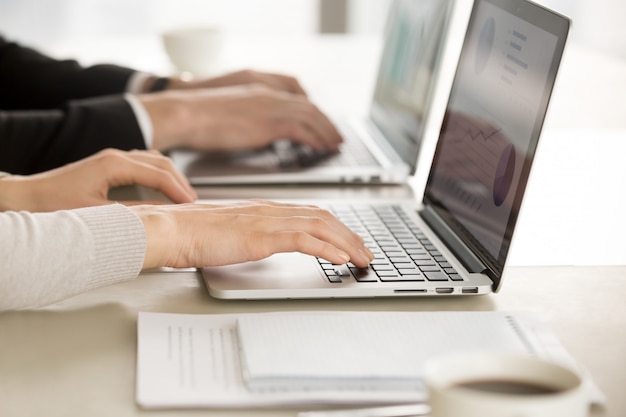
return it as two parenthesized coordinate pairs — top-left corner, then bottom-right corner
(423, 352), (587, 417)
(161, 27), (222, 76)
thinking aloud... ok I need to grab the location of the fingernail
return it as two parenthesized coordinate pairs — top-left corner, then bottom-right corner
(358, 249), (373, 264)
(354, 232), (365, 243)
(337, 250), (350, 264)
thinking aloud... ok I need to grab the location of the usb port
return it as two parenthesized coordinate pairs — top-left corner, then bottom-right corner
(462, 287), (479, 294)
(435, 287), (454, 294)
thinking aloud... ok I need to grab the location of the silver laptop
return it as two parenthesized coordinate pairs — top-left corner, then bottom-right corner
(171, 0), (457, 185)
(201, 0), (570, 299)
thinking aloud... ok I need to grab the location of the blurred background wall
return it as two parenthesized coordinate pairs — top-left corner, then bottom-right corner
(0, 0), (624, 60)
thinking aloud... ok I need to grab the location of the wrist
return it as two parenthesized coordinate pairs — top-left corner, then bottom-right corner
(149, 76), (170, 92)
(141, 76), (172, 93)
(138, 91), (193, 151)
(131, 205), (176, 270)
(143, 74), (196, 93)
(0, 175), (36, 212)
(165, 75), (195, 90)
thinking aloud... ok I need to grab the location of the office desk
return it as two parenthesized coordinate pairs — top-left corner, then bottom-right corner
(1, 265), (624, 417)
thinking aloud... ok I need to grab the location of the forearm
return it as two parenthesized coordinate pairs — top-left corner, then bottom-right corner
(0, 36), (135, 109)
(0, 204), (146, 311)
(0, 97), (146, 175)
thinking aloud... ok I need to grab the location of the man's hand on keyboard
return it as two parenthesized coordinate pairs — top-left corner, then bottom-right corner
(141, 84), (344, 153)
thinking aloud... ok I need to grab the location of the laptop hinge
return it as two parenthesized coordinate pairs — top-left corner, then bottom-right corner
(420, 205), (487, 274)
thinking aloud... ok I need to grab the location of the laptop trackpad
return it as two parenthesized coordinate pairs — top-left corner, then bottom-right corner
(202, 253), (329, 294)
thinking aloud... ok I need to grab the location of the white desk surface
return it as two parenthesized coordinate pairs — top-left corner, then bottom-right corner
(2, 34), (625, 416)
(1, 265), (625, 417)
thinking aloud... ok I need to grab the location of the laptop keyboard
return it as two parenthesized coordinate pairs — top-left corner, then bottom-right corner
(319, 122), (379, 167)
(272, 122), (378, 169)
(317, 205), (463, 284)
(273, 140), (331, 168)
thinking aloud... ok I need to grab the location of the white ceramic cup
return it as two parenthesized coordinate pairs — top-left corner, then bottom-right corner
(161, 27), (222, 76)
(423, 352), (587, 417)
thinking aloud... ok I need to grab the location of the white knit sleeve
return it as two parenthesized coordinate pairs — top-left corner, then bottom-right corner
(0, 204), (146, 310)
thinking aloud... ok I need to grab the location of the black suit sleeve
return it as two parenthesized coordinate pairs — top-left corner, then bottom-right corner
(0, 35), (136, 110)
(0, 95), (146, 175)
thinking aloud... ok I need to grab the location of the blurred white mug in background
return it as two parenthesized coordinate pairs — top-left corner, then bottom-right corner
(161, 27), (222, 76)
(423, 352), (587, 417)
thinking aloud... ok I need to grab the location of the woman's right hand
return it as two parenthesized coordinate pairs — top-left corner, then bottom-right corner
(131, 199), (374, 270)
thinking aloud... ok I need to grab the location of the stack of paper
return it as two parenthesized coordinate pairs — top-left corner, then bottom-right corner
(134, 310), (587, 409)
(236, 311), (536, 392)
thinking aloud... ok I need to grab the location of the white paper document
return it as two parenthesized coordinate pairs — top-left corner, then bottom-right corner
(236, 311), (539, 392)
(135, 310), (585, 409)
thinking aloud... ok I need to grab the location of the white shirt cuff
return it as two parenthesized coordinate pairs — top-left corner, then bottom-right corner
(124, 93), (154, 149)
(125, 71), (153, 94)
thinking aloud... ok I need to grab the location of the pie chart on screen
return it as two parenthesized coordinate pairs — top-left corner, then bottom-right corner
(493, 143), (515, 206)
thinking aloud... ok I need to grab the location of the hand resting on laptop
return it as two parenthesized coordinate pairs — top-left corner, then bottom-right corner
(0, 148), (373, 310)
(134, 200), (374, 270)
(0, 148), (198, 211)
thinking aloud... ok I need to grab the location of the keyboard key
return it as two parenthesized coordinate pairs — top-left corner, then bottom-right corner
(375, 270), (401, 279)
(394, 262), (416, 269)
(424, 271), (449, 281)
(381, 247), (403, 253)
(449, 274), (463, 281)
(332, 265), (352, 276)
(398, 268), (421, 275)
(389, 256), (412, 263)
(348, 266), (370, 275)
(419, 265), (441, 273)
(403, 244), (424, 250)
(372, 264), (394, 272)
(354, 274), (379, 282)
(325, 272), (343, 283)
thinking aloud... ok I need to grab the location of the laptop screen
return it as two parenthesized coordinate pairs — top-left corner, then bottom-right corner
(423, 0), (569, 283)
(370, 0), (455, 173)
